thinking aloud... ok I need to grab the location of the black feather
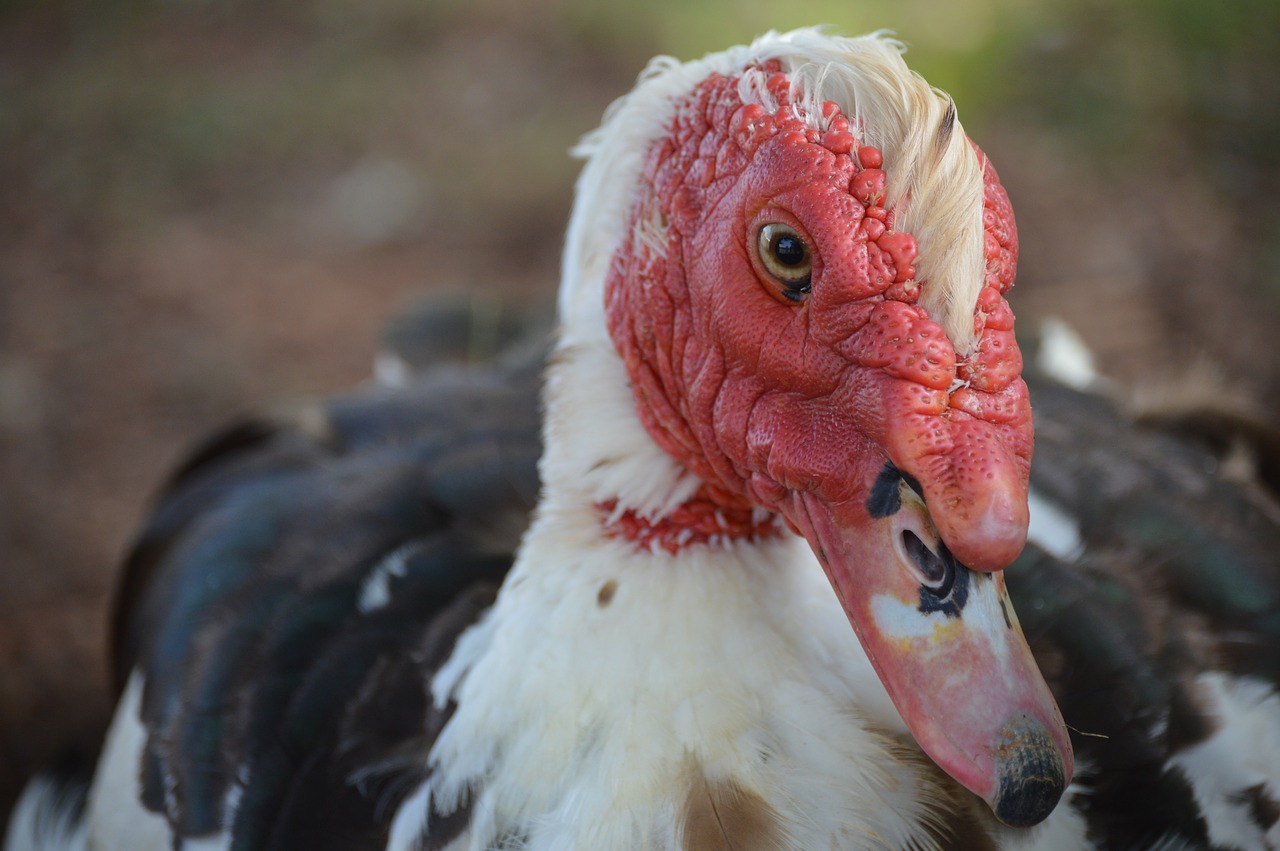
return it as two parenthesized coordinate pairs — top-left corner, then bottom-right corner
(112, 334), (544, 847)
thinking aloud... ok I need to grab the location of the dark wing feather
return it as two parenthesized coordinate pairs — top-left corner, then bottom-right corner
(1013, 371), (1280, 849)
(111, 337), (544, 849)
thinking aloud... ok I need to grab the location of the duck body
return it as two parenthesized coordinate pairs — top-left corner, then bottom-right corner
(15, 332), (1274, 849)
(6, 28), (1280, 851)
(68, 342), (1083, 851)
(18, 339), (1277, 851)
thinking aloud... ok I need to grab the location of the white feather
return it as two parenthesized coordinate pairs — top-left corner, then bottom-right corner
(357, 543), (415, 612)
(1167, 672), (1280, 850)
(180, 834), (231, 851)
(1036, 318), (1099, 391)
(3, 777), (87, 851)
(1026, 487), (1084, 562)
(83, 673), (172, 851)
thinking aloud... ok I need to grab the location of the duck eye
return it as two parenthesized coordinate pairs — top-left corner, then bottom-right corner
(756, 223), (812, 301)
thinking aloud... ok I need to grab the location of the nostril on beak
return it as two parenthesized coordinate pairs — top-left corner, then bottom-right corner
(900, 530), (956, 596)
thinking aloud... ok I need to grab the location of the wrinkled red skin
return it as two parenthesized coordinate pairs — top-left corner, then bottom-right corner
(604, 66), (1031, 571)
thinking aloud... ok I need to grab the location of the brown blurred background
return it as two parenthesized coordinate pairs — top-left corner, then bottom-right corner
(2, 0), (1278, 827)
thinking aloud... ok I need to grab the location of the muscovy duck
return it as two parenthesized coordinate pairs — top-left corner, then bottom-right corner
(6, 28), (1280, 851)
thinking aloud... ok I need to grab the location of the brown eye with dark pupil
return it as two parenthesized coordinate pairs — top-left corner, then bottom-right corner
(757, 223), (812, 302)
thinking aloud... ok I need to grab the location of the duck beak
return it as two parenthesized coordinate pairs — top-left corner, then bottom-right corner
(782, 462), (1072, 827)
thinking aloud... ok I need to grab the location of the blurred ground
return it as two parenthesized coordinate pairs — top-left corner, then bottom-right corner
(1, 0), (1277, 827)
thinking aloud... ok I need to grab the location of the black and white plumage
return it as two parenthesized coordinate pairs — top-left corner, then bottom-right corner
(1015, 366), (1280, 848)
(101, 323), (545, 851)
(10, 315), (1277, 851)
(6, 28), (1280, 851)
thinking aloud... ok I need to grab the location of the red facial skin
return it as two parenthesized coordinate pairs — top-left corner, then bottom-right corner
(603, 66), (1070, 825)
(604, 67), (1031, 571)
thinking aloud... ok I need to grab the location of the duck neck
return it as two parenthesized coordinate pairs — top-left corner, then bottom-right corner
(537, 336), (782, 547)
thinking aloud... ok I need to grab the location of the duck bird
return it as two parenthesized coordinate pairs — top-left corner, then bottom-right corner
(7, 28), (1280, 851)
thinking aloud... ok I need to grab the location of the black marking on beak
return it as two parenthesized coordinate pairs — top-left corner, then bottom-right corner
(866, 462), (924, 519)
(867, 462), (904, 518)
